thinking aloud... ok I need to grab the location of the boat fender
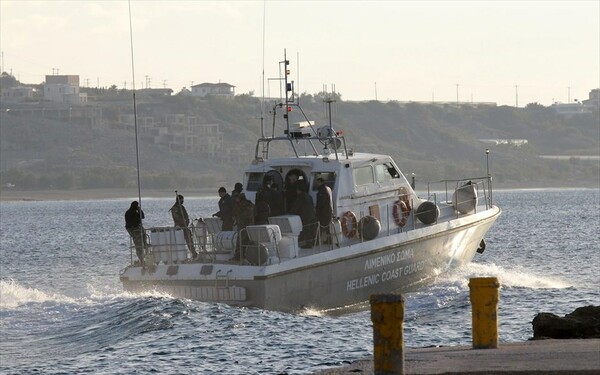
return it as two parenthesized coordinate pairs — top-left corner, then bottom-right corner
(245, 243), (269, 266)
(415, 201), (440, 225)
(392, 200), (411, 227)
(358, 216), (381, 241)
(341, 211), (358, 238)
(477, 239), (486, 254)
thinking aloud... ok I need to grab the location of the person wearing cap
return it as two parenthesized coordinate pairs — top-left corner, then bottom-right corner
(170, 194), (197, 259)
(213, 187), (234, 231)
(125, 200), (146, 267)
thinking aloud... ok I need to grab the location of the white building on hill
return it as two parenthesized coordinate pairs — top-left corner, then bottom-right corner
(44, 75), (87, 104)
(191, 82), (235, 98)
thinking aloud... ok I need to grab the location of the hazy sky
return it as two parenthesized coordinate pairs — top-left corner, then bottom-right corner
(1, 0), (598, 106)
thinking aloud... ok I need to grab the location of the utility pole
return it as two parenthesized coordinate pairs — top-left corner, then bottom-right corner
(144, 75), (149, 89)
(124, 81), (127, 89)
(515, 85), (519, 107)
(163, 79), (167, 89)
(374, 82), (378, 101)
(456, 83), (459, 105)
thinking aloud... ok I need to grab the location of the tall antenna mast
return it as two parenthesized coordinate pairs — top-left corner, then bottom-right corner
(260, 0), (266, 138)
(128, 0), (143, 213)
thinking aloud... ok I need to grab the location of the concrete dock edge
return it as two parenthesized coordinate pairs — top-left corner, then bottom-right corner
(313, 339), (600, 374)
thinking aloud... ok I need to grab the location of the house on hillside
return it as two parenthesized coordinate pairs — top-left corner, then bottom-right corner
(1, 86), (35, 103)
(582, 88), (599, 106)
(44, 75), (87, 104)
(191, 82), (235, 98)
(137, 88), (173, 98)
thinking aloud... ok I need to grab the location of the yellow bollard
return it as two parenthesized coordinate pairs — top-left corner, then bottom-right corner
(370, 293), (404, 375)
(469, 277), (500, 349)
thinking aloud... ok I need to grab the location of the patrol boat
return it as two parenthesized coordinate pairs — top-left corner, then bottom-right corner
(120, 54), (501, 313)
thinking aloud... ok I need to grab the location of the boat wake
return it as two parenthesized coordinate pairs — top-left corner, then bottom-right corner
(434, 262), (573, 290)
(0, 278), (176, 310)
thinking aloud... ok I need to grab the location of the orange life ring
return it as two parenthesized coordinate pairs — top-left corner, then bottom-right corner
(393, 200), (411, 227)
(341, 211), (358, 238)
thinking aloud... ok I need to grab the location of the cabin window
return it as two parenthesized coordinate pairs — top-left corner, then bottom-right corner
(375, 163), (399, 182)
(311, 172), (336, 191)
(246, 172), (264, 191)
(354, 166), (374, 186)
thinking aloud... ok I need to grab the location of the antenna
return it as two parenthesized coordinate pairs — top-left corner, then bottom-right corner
(260, 0), (266, 139)
(128, 0), (143, 218)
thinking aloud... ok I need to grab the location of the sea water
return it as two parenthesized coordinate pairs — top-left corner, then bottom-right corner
(1, 189), (598, 374)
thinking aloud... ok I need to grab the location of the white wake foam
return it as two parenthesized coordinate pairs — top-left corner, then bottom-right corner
(0, 279), (177, 310)
(436, 263), (573, 290)
(0, 279), (79, 309)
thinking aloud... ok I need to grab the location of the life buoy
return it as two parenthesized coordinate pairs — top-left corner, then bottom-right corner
(392, 195), (410, 228)
(341, 211), (358, 238)
(393, 200), (411, 227)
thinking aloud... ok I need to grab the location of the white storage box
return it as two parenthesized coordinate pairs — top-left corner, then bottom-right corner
(268, 215), (303, 236)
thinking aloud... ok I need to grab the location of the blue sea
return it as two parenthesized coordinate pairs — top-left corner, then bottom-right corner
(1, 189), (599, 374)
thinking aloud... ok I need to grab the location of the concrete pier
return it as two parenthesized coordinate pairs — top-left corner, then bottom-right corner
(314, 339), (600, 374)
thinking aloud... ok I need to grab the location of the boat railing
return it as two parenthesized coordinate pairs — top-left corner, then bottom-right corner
(426, 177), (492, 210)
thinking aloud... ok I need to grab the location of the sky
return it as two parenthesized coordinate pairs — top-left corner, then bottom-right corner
(1, 0), (598, 106)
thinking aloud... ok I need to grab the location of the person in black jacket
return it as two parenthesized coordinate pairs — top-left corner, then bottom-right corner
(315, 177), (334, 243)
(290, 182), (318, 248)
(213, 187), (234, 231)
(125, 201), (146, 267)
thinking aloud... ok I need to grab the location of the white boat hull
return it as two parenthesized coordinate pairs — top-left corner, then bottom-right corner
(121, 206), (500, 313)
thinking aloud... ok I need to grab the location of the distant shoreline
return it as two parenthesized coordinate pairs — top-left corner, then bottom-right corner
(1, 182), (598, 202)
(0, 188), (215, 202)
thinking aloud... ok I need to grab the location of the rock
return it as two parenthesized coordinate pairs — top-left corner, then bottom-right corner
(532, 305), (600, 339)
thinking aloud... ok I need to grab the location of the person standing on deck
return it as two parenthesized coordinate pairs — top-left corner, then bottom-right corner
(284, 173), (299, 213)
(254, 188), (271, 225)
(231, 182), (243, 200)
(290, 183), (318, 248)
(263, 182), (284, 217)
(213, 187), (234, 231)
(125, 201), (146, 267)
(315, 177), (334, 243)
(232, 192), (255, 261)
(170, 194), (197, 259)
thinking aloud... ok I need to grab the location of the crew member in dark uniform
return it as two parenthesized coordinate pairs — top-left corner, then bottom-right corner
(125, 201), (146, 267)
(232, 193), (255, 261)
(170, 194), (197, 259)
(254, 189), (271, 225)
(263, 182), (284, 217)
(315, 177), (334, 243)
(284, 173), (299, 213)
(213, 187), (234, 231)
(231, 182), (243, 199)
(290, 182), (318, 248)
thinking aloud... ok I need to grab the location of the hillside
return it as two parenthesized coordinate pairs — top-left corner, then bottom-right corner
(1, 94), (598, 191)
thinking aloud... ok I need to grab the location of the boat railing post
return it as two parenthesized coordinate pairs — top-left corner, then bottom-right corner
(129, 237), (133, 265)
(270, 227), (282, 263)
(445, 180), (448, 203)
(411, 198), (415, 230)
(386, 202), (390, 236)
(434, 193), (438, 224)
